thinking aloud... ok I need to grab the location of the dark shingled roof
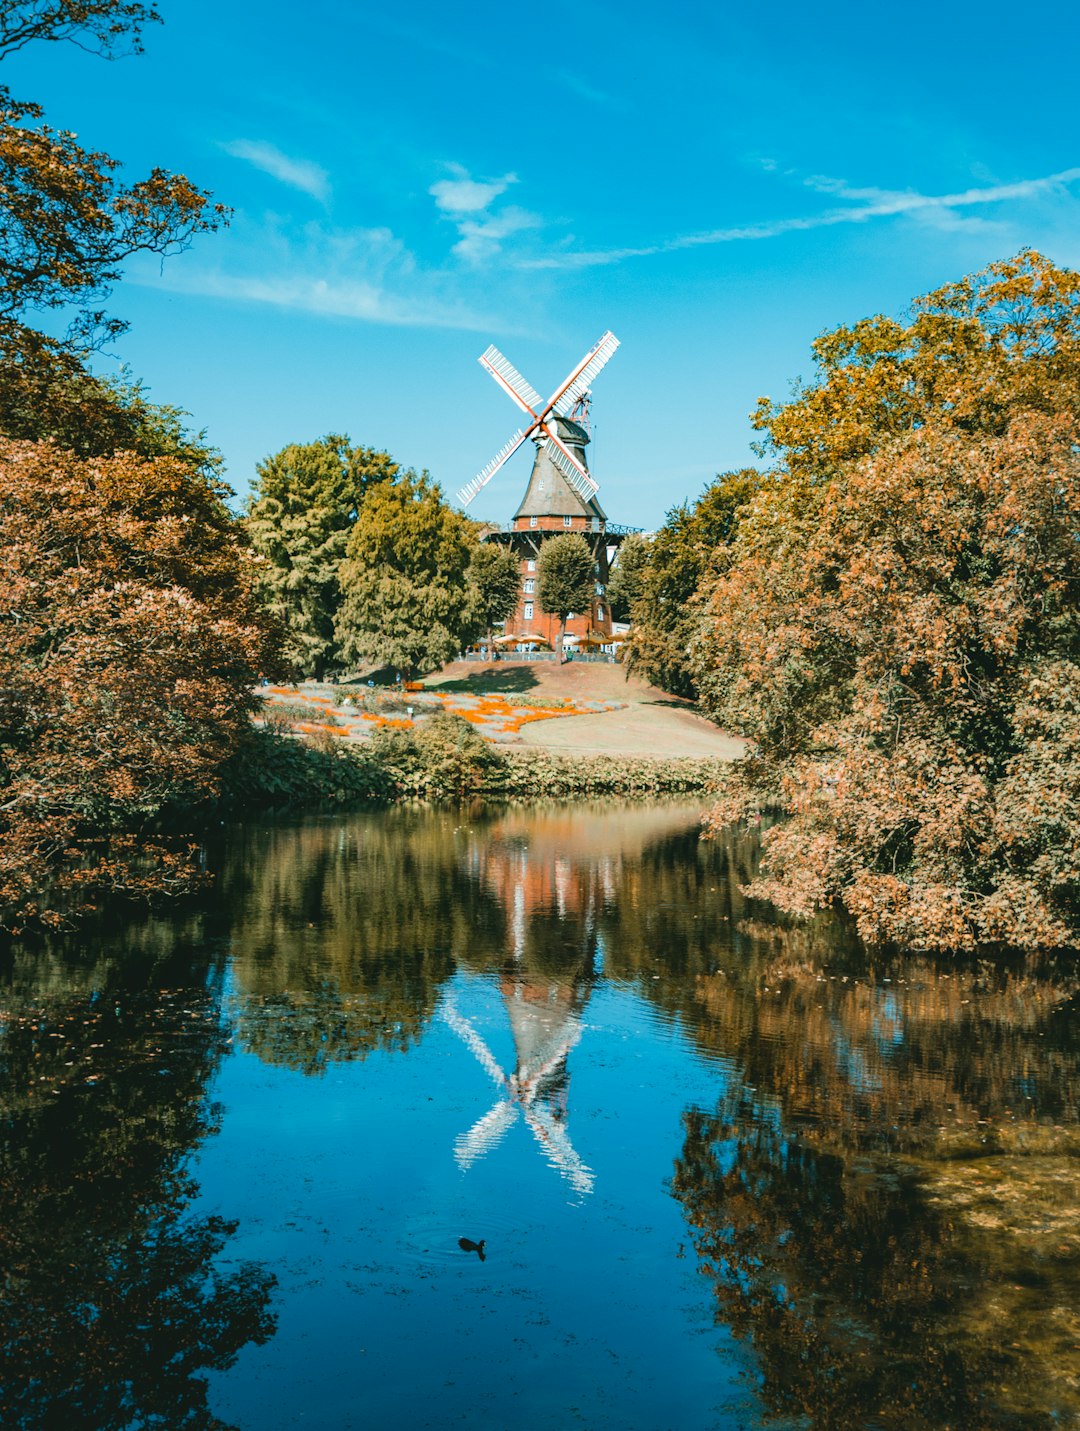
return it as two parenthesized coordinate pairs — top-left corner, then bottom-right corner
(513, 416), (607, 522)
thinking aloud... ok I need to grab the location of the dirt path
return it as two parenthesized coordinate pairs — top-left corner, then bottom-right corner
(425, 661), (746, 760)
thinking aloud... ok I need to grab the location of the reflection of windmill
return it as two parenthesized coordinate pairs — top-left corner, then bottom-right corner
(456, 331), (619, 509)
(442, 975), (595, 1198)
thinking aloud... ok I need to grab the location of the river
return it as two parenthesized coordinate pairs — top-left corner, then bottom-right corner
(2, 800), (1077, 1429)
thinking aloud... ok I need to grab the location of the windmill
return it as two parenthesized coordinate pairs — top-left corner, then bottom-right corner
(440, 985), (595, 1199)
(456, 331), (620, 508)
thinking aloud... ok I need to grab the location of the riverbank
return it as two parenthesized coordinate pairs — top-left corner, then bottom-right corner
(221, 713), (729, 810)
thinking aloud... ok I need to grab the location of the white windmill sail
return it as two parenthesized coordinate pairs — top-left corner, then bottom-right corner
(552, 331), (620, 416)
(478, 345), (542, 416)
(456, 429), (527, 506)
(543, 433), (600, 498)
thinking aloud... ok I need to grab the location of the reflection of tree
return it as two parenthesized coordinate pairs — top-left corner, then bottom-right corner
(0, 958), (276, 1430)
(221, 811), (503, 1073)
(673, 1094), (1006, 1430)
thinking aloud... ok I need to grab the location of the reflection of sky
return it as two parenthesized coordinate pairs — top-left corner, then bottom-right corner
(195, 966), (750, 1430)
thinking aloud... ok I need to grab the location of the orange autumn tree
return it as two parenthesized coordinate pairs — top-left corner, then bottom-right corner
(0, 440), (279, 931)
(696, 253), (1080, 953)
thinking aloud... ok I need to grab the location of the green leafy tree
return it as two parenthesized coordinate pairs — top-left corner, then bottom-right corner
(467, 541), (520, 654)
(334, 470), (479, 678)
(623, 471), (759, 698)
(604, 531), (649, 623)
(244, 435), (398, 677)
(536, 533), (594, 661)
(697, 252), (1080, 953)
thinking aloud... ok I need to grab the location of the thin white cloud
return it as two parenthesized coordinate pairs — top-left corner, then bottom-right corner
(430, 163), (516, 215)
(557, 69), (620, 109)
(452, 207), (543, 263)
(128, 218), (498, 331)
(222, 139), (330, 202)
(519, 165), (1080, 270)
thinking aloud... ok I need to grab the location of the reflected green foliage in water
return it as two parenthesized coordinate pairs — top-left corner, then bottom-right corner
(0, 943), (277, 1431)
(675, 1096), (991, 1430)
(217, 811), (501, 1073)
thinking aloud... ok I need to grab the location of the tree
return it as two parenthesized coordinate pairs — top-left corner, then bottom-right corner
(623, 471), (759, 698)
(696, 253), (1080, 954)
(0, 1), (162, 61)
(334, 471), (479, 678)
(467, 542), (520, 655)
(536, 533), (593, 662)
(244, 435), (398, 677)
(0, 4), (226, 357)
(0, 439), (281, 932)
(604, 531), (649, 623)
(750, 248), (1080, 479)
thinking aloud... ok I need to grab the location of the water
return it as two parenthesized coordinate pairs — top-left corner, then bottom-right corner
(1, 801), (1078, 1429)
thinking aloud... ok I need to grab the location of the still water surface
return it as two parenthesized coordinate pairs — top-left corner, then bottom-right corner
(2, 801), (1078, 1429)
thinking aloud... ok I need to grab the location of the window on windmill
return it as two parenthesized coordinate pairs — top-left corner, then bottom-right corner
(563, 515), (572, 528)
(595, 582), (605, 595)
(526, 559), (536, 572)
(597, 604), (605, 621)
(524, 579), (535, 593)
(524, 602), (534, 620)
(591, 517), (600, 533)
(530, 516), (538, 528)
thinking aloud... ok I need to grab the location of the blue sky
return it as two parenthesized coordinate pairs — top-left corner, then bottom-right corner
(10, 0), (1080, 527)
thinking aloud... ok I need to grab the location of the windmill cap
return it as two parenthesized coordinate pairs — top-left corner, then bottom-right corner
(552, 414), (589, 446)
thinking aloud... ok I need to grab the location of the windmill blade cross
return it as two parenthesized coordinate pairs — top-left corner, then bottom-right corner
(460, 330), (618, 506)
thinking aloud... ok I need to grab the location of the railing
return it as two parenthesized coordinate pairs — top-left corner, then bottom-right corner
(457, 650), (621, 664)
(487, 521), (642, 538)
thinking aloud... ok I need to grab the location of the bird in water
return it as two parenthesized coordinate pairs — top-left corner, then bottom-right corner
(458, 1237), (486, 1261)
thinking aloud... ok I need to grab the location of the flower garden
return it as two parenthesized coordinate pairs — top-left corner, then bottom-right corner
(257, 684), (624, 745)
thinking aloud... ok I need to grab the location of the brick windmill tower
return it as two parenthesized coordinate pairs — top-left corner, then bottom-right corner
(456, 333), (638, 650)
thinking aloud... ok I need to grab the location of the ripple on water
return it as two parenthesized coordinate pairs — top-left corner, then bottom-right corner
(397, 1206), (532, 1269)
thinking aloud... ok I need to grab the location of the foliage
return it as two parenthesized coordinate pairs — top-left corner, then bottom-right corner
(244, 435), (398, 678)
(623, 470), (760, 698)
(751, 248), (1080, 476)
(604, 531), (648, 622)
(0, 971), (277, 1429)
(535, 533), (593, 659)
(218, 728), (393, 808)
(468, 541), (520, 648)
(495, 750), (723, 799)
(697, 253), (1080, 953)
(0, 1), (226, 355)
(0, 0), (161, 61)
(220, 719), (722, 811)
(335, 470), (480, 678)
(367, 711), (504, 801)
(0, 440), (280, 932)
